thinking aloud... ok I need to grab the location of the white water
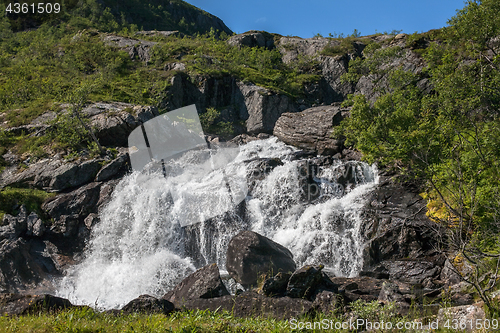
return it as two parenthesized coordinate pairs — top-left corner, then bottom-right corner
(57, 137), (378, 309)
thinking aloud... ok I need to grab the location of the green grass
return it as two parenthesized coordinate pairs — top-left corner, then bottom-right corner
(0, 187), (55, 221)
(0, 301), (492, 333)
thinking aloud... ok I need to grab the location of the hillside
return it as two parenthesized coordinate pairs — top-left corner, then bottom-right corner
(0, 0), (499, 325)
(3, 0), (232, 34)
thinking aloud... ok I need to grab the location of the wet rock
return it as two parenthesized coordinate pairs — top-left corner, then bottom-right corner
(330, 276), (385, 303)
(179, 291), (314, 319)
(163, 263), (229, 307)
(273, 105), (346, 155)
(0, 293), (75, 315)
(226, 231), (296, 288)
(121, 295), (174, 315)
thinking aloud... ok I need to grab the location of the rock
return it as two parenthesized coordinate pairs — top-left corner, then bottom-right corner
(440, 259), (462, 286)
(0, 293), (75, 315)
(48, 159), (103, 192)
(378, 258), (443, 285)
(360, 178), (444, 267)
(228, 31), (275, 50)
(95, 153), (129, 182)
(0, 206), (28, 239)
(330, 276), (385, 303)
(226, 231), (296, 288)
(179, 291), (314, 319)
(278, 37), (331, 64)
(286, 265), (324, 299)
(317, 55), (354, 102)
(378, 281), (410, 315)
(121, 295), (174, 315)
(135, 30), (182, 38)
(238, 82), (298, 134)
(87, 103), (159, 147)
(312, 290), (343, 315)
(164, 62), (186, 71)
(437, 303), (486, 332)
(26, 212), (45, 237)
(163, 263), (229, 307)
(0, 239), (54, 292)
(273, 105), (346, 154)
(261, 271), (291, 297)
(103, 35), (157, 62)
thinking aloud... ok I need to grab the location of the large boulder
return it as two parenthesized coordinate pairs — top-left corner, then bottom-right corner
(121, 295), (174, 315)
(273, 105), (347, 155)
(102, 35), (157, 62)
(226, 231), (296, 288)
(163, 263), (229, 307)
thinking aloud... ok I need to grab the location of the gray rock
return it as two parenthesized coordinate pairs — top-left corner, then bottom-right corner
(48, 159), (103, 192)
(238, 82), (298, 134)
(273, 105), (346, 154)
(163, 263), (229, 307)
(228, 31), (275, 50)
(103, 35), (157, 62)
(312, 290), (343, 315)
(88, 103), (159, 147)
(95, 153), (129, 182)
(226, 231), (296, 288)
(278, 37), (331, 64)
(26, 212), (45, 237)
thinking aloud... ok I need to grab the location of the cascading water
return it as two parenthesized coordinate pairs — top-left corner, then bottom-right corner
(57, 137), (378, 309)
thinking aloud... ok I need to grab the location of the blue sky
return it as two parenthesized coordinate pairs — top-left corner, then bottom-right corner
(185, 0), (467, 38)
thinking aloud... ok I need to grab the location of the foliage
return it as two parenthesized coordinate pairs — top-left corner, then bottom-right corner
(0, 187), (55, 221)
(336, 0), (500, 311)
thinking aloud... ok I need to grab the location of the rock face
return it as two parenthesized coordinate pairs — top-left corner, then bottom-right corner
(359, 176), (445, 288)
(227, 31), (275, 50)
(273, 105), (346, 155)
(163, 263), (229, 307)
(238, 82), (298, 134)
(85, 102), (160, 147)
(226, 231), (296, 288)
(163, 74), (297, 134)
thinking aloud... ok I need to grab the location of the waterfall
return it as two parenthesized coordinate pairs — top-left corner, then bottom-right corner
(57, 137), (378, 309)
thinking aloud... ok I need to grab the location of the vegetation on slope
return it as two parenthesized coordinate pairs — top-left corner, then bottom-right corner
(336, 0), (500, 312)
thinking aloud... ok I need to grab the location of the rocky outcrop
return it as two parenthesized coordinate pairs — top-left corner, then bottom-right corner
(227, 31), (275, 50)
(238, 82), (298, 134)
(163, 73), (297, 134)
(226, 231), (296, 288)
(163, 263), (229, 307)
(85, 102), (160, 147)
(103, 35), (157, 62)
(273, 105), (347, 155)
